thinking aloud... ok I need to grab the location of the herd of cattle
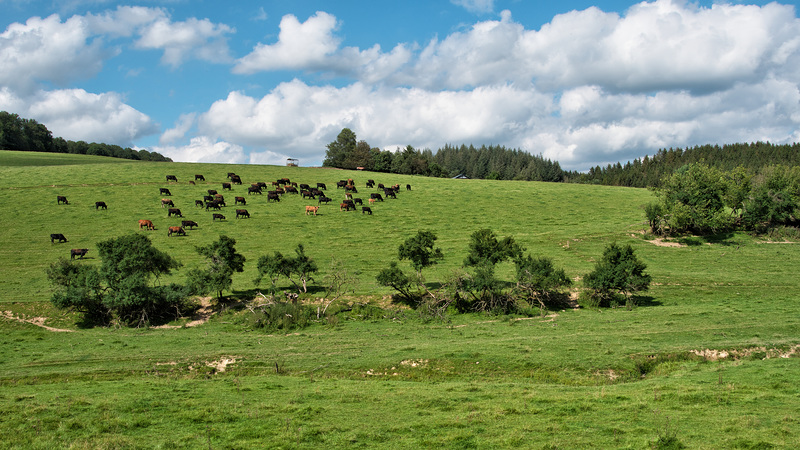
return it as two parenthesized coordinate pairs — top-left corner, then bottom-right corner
(52, 171), (412, 258)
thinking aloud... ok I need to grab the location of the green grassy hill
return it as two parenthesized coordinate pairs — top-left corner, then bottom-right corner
(1, 150), (798, 448)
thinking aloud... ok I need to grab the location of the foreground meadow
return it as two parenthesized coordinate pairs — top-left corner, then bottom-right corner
(1, 151), (798, 448)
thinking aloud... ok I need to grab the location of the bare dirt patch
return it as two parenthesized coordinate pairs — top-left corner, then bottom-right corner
(690, 345), (800, 361)
(1, 310), (73, 332)
(646, 238), (685, 247)
(154, 297), (214, 329)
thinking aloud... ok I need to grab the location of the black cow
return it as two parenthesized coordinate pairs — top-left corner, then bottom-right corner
(370, 193), (384, 202)
(345, 185), (358, 193)
(301, 190), (315, 199)
(343, 199), (355, 208)
(318, 196), (332, 204)
(195, 174), (205, 181)
(257, 182), (268, 189)
(234, 196), (246, 205)
(248, 186), (262, 195)
(353, 197), (363, 205)
(205, 201), (223, 210)
(267, 192), (280, 202)
(182, 220), (199, 229)
(203, 195), (214, 202)
(212, 213), (226, 221)
(195, 200), (204, 207)
(406, 184), (411, 191)
(160, 188), (172, 196)
(70, 248), (89, 259)
(222, 182), (231, 190)
(168, 208), (182, 217)
(377, 183), (385, 190)
(166, 175), (178, 182)
(208, 189), (218, 195)
(284, 186), (298, 194)
(336, 180), (347, 189)
(235, 209), (250, 219)
(230, 175), (242, 185)
(362, 207), (372, 215)
(57, 196), (69, 205)
(317, 182), (327, 190)
(384, 189), (396, 199)
(95, 201), (107, 210)
(299, 183), (310, 190)
(227, 172), (236, 179)
(50, 233), (67, 243)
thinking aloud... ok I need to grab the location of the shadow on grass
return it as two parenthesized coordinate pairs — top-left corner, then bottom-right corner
(632, 295), (661, 307)
(676, 232), (740, 247)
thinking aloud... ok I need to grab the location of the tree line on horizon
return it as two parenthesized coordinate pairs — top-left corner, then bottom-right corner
(323, 128), (564, 182)
(0, 111), (172, 162)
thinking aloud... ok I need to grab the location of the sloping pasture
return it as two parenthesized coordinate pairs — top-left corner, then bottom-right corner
(1, 151), (799, 448)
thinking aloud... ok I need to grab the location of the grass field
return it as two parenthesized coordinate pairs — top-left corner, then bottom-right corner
(1, 150), (799, 448)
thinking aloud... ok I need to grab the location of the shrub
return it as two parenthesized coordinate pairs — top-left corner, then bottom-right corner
(584, 243), (651, 307)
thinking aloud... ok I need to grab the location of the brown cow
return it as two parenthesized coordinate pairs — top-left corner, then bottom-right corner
(234, 196), (246, 205)
(167, 226), (185, 237)
(235, 209), (250, 219)
(161, 198), (174, 208)
(70, 248), (89, 259)
(138, 220), (155, 230)
(305, 205), (319, 216)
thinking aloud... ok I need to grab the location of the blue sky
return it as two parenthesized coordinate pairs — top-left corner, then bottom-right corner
(2, 0), (799, 170)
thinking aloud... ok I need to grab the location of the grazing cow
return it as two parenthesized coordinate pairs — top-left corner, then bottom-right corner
(212, 213), (226, 221)
(189, 181), (195, 185)
(377, 183), (385, 190)
(305, 205), (319, 216)
(195, 174), (205, 181)
(311, 188), (323, 196)
(299, 183), (310, 191)
(203, 195), (214, 202)
(318, 196), (332, 204)
(167, 226), (185, 237)
(369, 198), (376, 205)
(230, 175), (242, 185)
(166, 175), (178, 182)
(167, 208), (182, 217)
(257, 182), (268, 189)
(227, 172), (236, 179)
(406, 184), (411, 191)
(275, 187), (285, 195)
(205, 201), (223, 210)
(57, 196), (69, 205)
(50, 233), (68, 243)
(182, 220), (198, 229)
(340, 202), (354, 211)
(160, 188), (172, 196)
(347, 178), (354, 186)
(234, 196), (246, 205)
(195, 200), (204, 207)
(95, 201), (107, 210)
(317, 182), (327, 190)
(370, 193), (384, 202)
(248, 186), (262, 195)
(222, 182), (231, 190)
(214, 193), (224, 201)
(353, 198), (363, 205)
(366, 179), (375, 188)
(362, 206), (373, 215)
(70, 248), (89, 259)
(267, 192), (280, 202)
(384, 189), (396, 199)
(235, 209), (250, 219)
(345, 185), (358, 193)
(301, 190), (315, 199)
(279, 178), (291, 185)
(345, 193), (353, 200)
(284, 186), (298, 194)
(336, 180), (347, 189)
(208, 189), (218, 195)
(161, 198), (174, 208)
(138, 220), (155, 230)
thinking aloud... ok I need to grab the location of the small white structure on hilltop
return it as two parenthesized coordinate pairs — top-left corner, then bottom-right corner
(286, 158), (298, 167)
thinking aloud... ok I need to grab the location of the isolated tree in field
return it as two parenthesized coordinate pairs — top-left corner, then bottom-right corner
(188, 235), (246, 300)
(460, 229), (524, 311)
(376, 261), (417, 305)
(584, 242), (651, 306)
(398, 230), (444, 278)
(47, 234), (187, 326)
(254, 244), (318, 294)
(514, 255), (572, 309)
